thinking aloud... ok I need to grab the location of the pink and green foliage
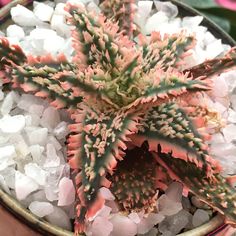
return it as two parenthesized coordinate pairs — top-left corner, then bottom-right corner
(2, 0), (236, 234)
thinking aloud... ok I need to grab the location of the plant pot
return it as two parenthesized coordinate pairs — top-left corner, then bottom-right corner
(0, 0), (234, 236)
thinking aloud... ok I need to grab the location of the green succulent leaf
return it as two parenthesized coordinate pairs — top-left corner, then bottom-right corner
(141, 33), (195, 73)
(178, 0), (219, 9)
(185, 48), (236, 79)
(131, 102), (218, 173)
(67, 103), (138, 231)
(155, 151), (236, 224)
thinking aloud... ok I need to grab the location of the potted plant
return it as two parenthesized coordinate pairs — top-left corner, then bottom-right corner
(0, 0), (236, 235)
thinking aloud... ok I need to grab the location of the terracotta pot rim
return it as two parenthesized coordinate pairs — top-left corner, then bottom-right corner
(0, 0), (233, 235)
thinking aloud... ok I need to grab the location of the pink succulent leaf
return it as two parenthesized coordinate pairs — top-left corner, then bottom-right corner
(100, 0), (138, 37)
(154, 151), (236, 226)
(215, 0), (236, 10)
(0, 0), (11, 7)
(140, 32), (195, 73)
(130, 102), (221, 176)
(67, 103), (139, 233)
(185, 47), (236, 79)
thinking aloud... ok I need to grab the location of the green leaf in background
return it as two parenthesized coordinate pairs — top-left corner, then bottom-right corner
(201, 11), (231, 32)
(179, 0), (220, 9)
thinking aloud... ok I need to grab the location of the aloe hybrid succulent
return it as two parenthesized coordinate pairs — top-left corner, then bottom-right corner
(1, 1), (236, 235)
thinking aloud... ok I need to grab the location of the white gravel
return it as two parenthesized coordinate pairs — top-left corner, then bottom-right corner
(0, 0), (235, 235)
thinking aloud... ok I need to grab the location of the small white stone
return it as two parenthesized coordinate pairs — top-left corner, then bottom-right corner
(14, 137), (30, 158)
(29, 145), (44, 164)
(6, 25), (25, 40)
(210, 142), (236, 157)
(29, 201), (54, 217)
(30, 28), (57, 39)
(135, 1), (153, 30)
(53, 121), (69, 139)
(192, 209), (210, 227)
(0, 115), (25, 134)
(54, 3), (66, 15)
(128, 212), (141, 224)
(154, 1), (178, 18)
(17, 94), (42, 110)
(11, 5), (40, 27)
(157, 194), (182, 216)
(33, 3), (54, 22)
(222, 124), (236, 143)
(58, 177), (75, 206)
(182, 16), (203, 28)
(15, 171), (39, 200)
(29, 104), (44, 117)
(145, 12), (169, 35)
(99, 187), (115, 201)
(1, 92), (15, 115)
(45, 206), (72, 230)
(27, 128), (48, 146)
(44, 35), (65, 55)
(90, 216), (113, 236)
(228, 109), (236, 123)
(137, 213), (165, 234)
(1, 168), (16, 189)
(0, 145), (16, 171)
(24, 163), (47, 186)
(41, 107), (60, 130)
(204, 31), (216, 45)
(48, 136), (62, 151)
(110, 214), (137, 236)
(165, 182), (183, 202)
(206, 39), (224, 59)
(0, 175), (11, 194)
(44, 143), (61, 168)
(50, 14), (71, 38)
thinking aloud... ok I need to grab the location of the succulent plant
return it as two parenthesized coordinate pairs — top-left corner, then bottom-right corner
(2, 0), (236, 235)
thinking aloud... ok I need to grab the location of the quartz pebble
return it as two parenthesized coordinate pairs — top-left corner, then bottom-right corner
(58, 177), (75, 206)
(29, 201), (54, 217)
(192, 209), (210, 227)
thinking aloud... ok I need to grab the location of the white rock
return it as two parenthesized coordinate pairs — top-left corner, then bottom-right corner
(27, 128), (48, 146)
(159, 209), (192, 235)
(41, 107), (60, 130)
(14, 136), (30, 158)
(90, 216), (113, 236)
(44, 143), (61, 168)
(48, 136), (62, 151)
(135, 1), (153, 30)
(0, 145), (16, 171)
(128, 212), (141, 224)
(138, 228), (158, 236)
(0, 90), (4, 101)
(222, 124), (236, 143)
(212, 77), (228, 98)
(11, 5), (40, 26)
(29, 104), (44, 117)
(24, 163), (47, 186)
(29, 145), (44, 164)
(206, 39), (224, 59)
(0, 31), (5, 37)
(99, 187), (115, 201)
(1, 168), (16, 189)
(50, 14), (71, 38)
(54, 3), (66, 15)
(1, 92), (15, 115)
(210, 142), (236, 157)
(204, 31), (216, 45)
(228, 109), (236, 123)
(44, 35), (65, 55)
(157, 194), (182, 216)
(29, 201), (54, 217)
(154, 1), (178, 18)
(45, 206), (72, 230)
(33, 3), (54, 22)
(30, 28), (57, 39)
(6, 25), (25, 40)
(0, 115), (25, 134)
(17, 94), (42, 110)
(15, 171), (39, 200)
(165, 182), (183, 202)
(192, 209), (210, 227)
(110, 214), (137, 236)
(137, 213), (165, 234)
(0, 175), (11, 194)
(210, 133), (225, 144)
(58, 177), (75, 206)
(145, 12), (169, 35)
(53, 121), (69, 139)
(182, 16), (203, 28)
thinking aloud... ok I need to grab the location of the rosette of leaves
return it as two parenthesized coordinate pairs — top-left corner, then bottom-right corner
(1, 0), (236, 235)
